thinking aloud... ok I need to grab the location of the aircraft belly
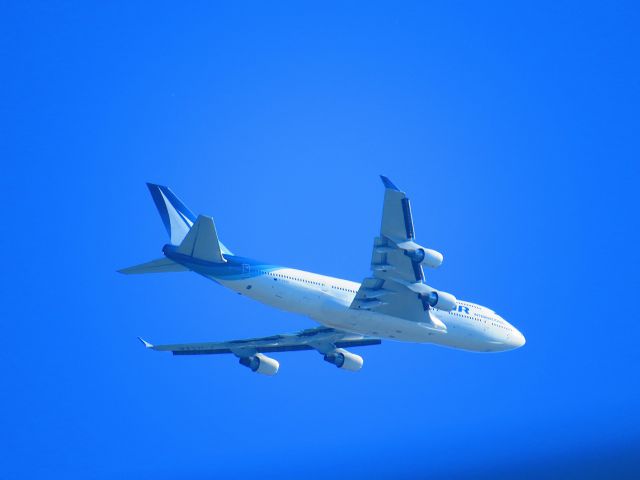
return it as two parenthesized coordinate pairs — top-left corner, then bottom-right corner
(310, 304), (437, 343)
(217, 276), (325, 316)
(311, 304), (495, 351)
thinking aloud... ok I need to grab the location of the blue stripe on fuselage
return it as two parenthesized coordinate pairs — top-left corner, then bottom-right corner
(162, 245), (281, 280)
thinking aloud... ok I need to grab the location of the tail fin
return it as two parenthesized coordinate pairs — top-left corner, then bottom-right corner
(147, 183), (196, 245)
(146, 183), (232, 254)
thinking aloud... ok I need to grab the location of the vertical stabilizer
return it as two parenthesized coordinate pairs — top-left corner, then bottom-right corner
(146, 183), (232, 254)
(147, 183), (196, 245)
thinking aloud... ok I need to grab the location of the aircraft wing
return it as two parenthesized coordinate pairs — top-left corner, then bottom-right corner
(139, 327), (381, 356)
(349, 176), (447, 330)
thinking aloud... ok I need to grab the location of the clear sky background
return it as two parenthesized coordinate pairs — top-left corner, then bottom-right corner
(2, 2), (639, 478)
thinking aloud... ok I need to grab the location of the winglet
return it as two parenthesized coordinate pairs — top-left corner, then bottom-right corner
(380, 175), (400, 191)
(138, 337), (154, 349)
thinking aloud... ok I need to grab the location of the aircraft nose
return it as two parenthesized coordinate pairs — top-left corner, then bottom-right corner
(511, 329), (526, 348)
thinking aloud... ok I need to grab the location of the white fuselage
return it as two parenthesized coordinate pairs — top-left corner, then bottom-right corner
(210, 267), (525, 353)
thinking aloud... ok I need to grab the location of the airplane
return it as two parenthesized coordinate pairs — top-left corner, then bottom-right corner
(120, 176), (525, 376)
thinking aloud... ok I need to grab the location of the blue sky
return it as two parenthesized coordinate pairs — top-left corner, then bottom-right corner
(2, 1), (639, 478)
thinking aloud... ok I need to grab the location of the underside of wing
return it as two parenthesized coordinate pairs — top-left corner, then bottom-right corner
(143, 327), (380, 355)
(139, 327), (381, 375)
(349, 176), (457, 330)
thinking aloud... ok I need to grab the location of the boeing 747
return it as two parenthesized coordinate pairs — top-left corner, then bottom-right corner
(120, 176), (525, 375)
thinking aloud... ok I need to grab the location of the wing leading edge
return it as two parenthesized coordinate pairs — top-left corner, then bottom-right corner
(141, 328), (380, 355)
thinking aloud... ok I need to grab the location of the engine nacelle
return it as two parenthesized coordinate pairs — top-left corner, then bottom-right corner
(407, 247), (443, 269)
(422, 289), (457, 311)
(239, 353), (279, 376)
(405, 282), (458, 312)
(323, 349), (364, 372)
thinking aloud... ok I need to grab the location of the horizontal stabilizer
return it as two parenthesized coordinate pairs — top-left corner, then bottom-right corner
(118, 257), (188, 275)
(176, 215), (226, 263)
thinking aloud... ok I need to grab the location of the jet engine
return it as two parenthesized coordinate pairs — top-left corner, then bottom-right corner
(323, 349), (364, 372)
(239, 353), (279, 375)
(406, 246), (444, 269)
(406, 282), (458, 312)
(422, 289), (457, 311)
